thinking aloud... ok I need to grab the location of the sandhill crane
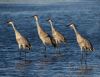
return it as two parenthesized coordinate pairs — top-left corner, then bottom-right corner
(47, 19), (66, 52)
(69, 23), (94, 64)
(7, 20), (31, 58)
(33, 15), (56, 57)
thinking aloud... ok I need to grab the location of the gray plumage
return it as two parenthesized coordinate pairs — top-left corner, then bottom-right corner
(33, 15), (56, 48)
(8, 21), (31, 50)
(69, 23), (94, 52)
(48, 19), (66, 46)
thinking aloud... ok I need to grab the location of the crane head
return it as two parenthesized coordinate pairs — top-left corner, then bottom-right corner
(33, 15), (38, 21)
(46, 18), (53, 24)
(7, 20), (14, 25)
(69, 23), (76, 29)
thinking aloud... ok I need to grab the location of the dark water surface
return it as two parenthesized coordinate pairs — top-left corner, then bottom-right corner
(0, 1), (100, 77)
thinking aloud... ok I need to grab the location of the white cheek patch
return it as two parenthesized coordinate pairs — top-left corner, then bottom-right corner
(70, 24), (73, 27)
(9, 22), (12, 24)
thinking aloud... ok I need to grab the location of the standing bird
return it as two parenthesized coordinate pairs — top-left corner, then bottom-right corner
(7, 20), (31, 58)
(47, 19), (66, 52)
(69, 23), (94, 64)
(33, 15), (56, 57)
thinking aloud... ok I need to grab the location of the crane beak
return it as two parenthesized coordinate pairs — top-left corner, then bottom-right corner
(6, 21), (9, 24)
(7, 21), (10, 25)
(66, 24), (70, 27)
(66, 24), (69, 26)
(32, 16), (34, 18)
(46, 19), (49, 22)
(46, 17), (51, 22)
(67, 23), (72, 28)
(64, 25), (69, 28)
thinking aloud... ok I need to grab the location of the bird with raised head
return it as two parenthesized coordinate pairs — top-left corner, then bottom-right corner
(48, 19), (66, 44)
(69, 23), (94, 64)
(33, 15), (56, 57)
(7, 20), (32, 58)
(47, 18), (66, 52)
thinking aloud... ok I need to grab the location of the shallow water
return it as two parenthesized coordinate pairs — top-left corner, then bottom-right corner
(0, 1), (100, 77)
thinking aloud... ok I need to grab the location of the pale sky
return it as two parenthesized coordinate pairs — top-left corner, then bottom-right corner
(0, 0), (99, 4)
(0, 0), (82, 4)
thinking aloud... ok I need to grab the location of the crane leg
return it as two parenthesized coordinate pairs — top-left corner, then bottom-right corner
(18, 44), (22, 59)
(44, 45), (47, 57)
(58, 47), (60, 54)
(85, 52), (88, 68)
(56, 46), (60, 53)
(18, 49), (22, 60)
(80, 47), (85, 65)
(80, 51), (84, 65)
(24, 51), (26, 61)
(19, 50), (21, 57)
(57, 47), (61, 55)
(56, 45), (60, 53)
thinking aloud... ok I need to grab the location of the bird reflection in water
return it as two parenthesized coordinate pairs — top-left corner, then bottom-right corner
(77, 65), (93, 77)
(16, 59), (32, 70)
(38, 51), (64, 66)
(69, 23), (94, 68)
(15, 59), (40, 77)
(7, 20), (32, 59)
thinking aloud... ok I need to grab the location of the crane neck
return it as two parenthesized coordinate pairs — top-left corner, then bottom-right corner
(34, 18), (44, 34)
(72, 26), (79, 36)
(35, 18), (42, 29)
(49, 20), (55, 31)
(11, 23), (18, 33)
(11, 23), (21, 36)
(35, 19), (39, 27)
